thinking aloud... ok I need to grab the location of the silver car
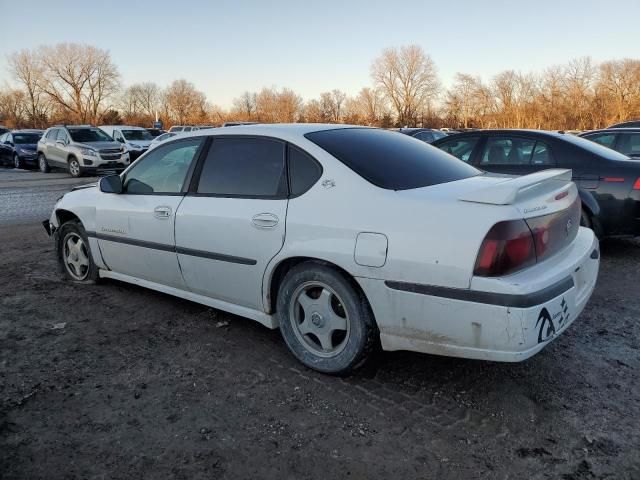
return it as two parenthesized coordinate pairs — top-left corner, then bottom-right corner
(37, 125), (130, 177)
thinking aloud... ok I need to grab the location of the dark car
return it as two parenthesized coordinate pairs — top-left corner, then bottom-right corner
(145, 128), (166, 138)
(0, 129), (44, 169)
(579, 128), (640, 159)
(607, 120), (640, 129)
(0, 126), (9, 136)
(397, 128), (447, 143)
(432, 129), (640, 237)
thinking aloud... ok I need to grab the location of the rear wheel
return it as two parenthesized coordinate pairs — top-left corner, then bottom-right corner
(58, 220), (99, 283)
(38, 153), (50, 173)
(580, 207), (592, 230)
(68, 157), (82, 177)
(277, 263), (377, 374)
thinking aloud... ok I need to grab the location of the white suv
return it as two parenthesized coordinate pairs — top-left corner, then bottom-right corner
(37, 125), (129, 177)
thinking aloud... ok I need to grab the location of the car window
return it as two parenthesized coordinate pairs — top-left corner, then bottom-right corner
(617, 133), (640, 157)
(113, 131), (125, 142)
(305, 128), (480, 190)
(68, 128), (111, 143)
(57, 130), (69, 143)
(123, 129), (153, 141)
(14, 133), (42, 144)
(0, 133), (6, 143)
(288, 145), (323, 196)
(561, 134), (630, 161)
(585, 132), (616, 148)
(415, 131), (434, 143)
(531, 141), (554, 165)
(46, 129), (58, 141)
(436, 137), (480, 163)
(196, 137), (286, 197)
(123, 138), (203, 194)
(432, 131), (447, 140)
(481, 137), (537, 166)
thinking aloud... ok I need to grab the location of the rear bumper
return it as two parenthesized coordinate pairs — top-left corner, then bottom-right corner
(358, 227), (599, 362)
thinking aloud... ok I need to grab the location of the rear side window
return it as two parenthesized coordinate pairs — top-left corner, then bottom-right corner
(305, 128), (479, 190)
(584, 132), (616, 148)
(46, 129), (58, 140)
(197, 137), (287, 197)
(435, 136), (479, 162)
(288, 145), (322, 196)
(414, 131), (434, 143)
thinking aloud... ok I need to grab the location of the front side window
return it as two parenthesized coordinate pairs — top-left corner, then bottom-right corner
(57, 130), (69, 143)
(46, 129), (58, 140)
(68, 128), (112, 143)
(436, 136), (479, 163)
(584, 132), (616, 148)
(481, 137), (536, 166)
(113, 131), (125, 142)
(123, 138), (203, 194)
(305, 128), (480, 190)
(197, 137), (286, 197)
(617, 133), (640, 157)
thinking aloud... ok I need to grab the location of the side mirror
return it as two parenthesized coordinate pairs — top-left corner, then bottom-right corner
(56, 139), (66, 146)
(117, 137), (125, 143)
(99, 175), (123, 194)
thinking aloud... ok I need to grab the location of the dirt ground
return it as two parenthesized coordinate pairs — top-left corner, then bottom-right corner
(1, 169), (639, 479)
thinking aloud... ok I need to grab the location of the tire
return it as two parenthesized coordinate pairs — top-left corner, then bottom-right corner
(57, 219), (99, 283)
(14, 154), (24, 169)
(580, 208), (592, 230)
(38, 153), (51, 173)
(277, 262), (377, 375)
(68, 156), (82, 177)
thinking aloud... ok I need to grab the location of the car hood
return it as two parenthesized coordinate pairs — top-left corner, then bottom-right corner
(15, 143), (38, 150)
(76, 141), (122, 150)
(125, 140), (152, 148)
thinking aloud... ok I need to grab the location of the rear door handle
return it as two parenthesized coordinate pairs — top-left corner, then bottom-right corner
(154, 206), (172, 219)
(251, 213), (278, 228)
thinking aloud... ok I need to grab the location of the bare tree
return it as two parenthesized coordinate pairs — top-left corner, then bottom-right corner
(598, 59), (640, 124)
(0, 89), (28, 128)
(163, 79), (207, 125)
(7, 50), (49, 128)
(38, 43), (119, 124)
(232, 91), (257, 120)
(371, 45), (440, 126)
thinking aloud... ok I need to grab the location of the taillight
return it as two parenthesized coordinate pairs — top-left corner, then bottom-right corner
(634, 178), (640, 190)
(474, 220), (536, 277)
(475, 198), (581, 278)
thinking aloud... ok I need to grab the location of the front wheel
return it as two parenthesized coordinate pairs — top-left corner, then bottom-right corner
(14, 154), (24, 169)
(277, 263), (377, 374)
(58, 220), (99, 283)
(38, 153), (50, 173)
(68, 157), (82, 177)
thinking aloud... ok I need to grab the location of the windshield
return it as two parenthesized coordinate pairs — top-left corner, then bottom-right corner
(68, 128), (112, 143)
(305, 128), (481, 190)
(563, 134), (630, 161)
(123, 129), (153, 141)
(14, 133), (42, 144)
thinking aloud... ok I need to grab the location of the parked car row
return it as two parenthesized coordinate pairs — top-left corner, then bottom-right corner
(0, 129), (43, 168)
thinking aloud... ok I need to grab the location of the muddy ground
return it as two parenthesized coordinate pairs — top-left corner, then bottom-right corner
(1, 169), (639, 479)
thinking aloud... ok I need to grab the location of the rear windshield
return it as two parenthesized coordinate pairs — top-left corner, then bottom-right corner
(564, 134), (630, 161)
(68, 128), (112, 143)
(305, 128), (480, 190)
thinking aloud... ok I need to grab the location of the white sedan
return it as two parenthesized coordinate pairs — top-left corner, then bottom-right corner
(45, 124), (600, 374)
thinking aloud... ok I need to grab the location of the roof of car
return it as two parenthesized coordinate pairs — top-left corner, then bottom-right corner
(583, 128), (640, 134)
(433, 129), (569, 140)
(185, 123), (366, 138)
(11, 129), (44, 133)
(99, 125), (146, 129)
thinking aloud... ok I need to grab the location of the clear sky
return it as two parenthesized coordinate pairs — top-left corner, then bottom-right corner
(0, 0), (638, 108)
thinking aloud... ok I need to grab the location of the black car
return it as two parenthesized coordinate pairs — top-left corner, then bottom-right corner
(145, 128), (166, 138)
(579, 128), (640, 159)
(432, 129), (640, 237)
(607, 120), (640, 129)
(0, 126), (9, 136)
(397, 128), (447, 143)
(0, 129), (44, 169)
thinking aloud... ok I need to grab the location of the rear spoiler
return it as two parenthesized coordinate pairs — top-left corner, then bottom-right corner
(459, 169), (573, 205)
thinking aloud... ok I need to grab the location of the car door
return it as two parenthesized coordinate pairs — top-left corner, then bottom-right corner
(41, 129), (58, 161)
(48, 129), (69, 166)
(95, 137), (204, 289)
(175, 136), (288, 311)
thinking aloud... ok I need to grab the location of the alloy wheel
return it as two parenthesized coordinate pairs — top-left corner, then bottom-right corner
(63, 233), (90, 280)
(289, 281), (350, 357)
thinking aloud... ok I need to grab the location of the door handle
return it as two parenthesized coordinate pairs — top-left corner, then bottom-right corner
(251, 213), (279, 228)
(154, 206), (172, 219)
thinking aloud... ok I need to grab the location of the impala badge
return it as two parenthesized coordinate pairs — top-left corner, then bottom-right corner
(322, 179), (336, 188)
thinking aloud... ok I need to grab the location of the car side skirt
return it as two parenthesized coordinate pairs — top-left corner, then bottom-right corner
(98, 270), (278, 329)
